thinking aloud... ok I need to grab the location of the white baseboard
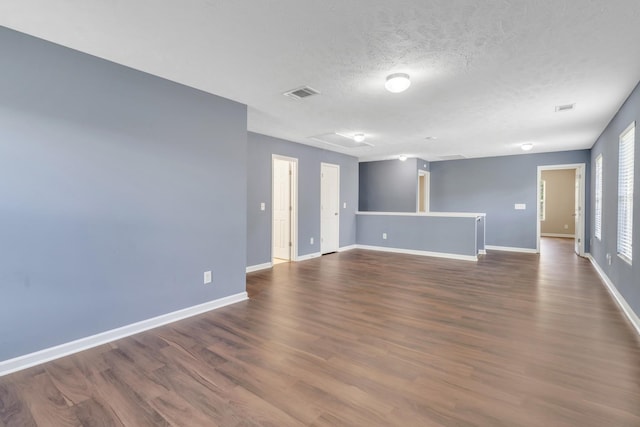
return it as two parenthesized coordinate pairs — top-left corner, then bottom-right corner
(296, 252), (322, 262)
(479, 250), (487, 255)
(541, 233), (575, 238)
(338, 244), (357, 252)
(0, 292), (248, 377)
(586, 254), (640, 337)
(356, 245), (477, 262)
(485, 245), (538, 254)
(246, 262), (272, 273)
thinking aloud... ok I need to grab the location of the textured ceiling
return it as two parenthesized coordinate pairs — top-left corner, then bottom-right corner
(1, 1), (640, 161)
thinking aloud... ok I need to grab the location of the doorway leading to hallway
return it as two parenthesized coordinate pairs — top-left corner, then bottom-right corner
(272, 155), (298, 264)
(537, 163), (585, 256)
(417, 170), (430, 212)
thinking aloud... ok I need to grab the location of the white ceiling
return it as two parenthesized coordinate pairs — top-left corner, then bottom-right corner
(2, 1), (640, 161)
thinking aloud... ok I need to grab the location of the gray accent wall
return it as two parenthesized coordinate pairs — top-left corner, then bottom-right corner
(590, 81), (640, 317)
(359, 158), (422, 212)
(430, 151), (590, 250)
(247, 133), (358, 267)
(0, 28), (247, 361)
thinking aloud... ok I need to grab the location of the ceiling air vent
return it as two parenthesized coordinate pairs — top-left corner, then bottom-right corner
(308, 133), (374, 149)
(283, 86), (320, 100)
(555, 103), (575, 112)
(438, 155), (467, 161)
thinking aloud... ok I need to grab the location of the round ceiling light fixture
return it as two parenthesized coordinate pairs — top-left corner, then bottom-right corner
(353, 133), (365, 143)
(521, 143), (534, 151)
(385, 73), (411, 93)
(399, 155), (408, 161)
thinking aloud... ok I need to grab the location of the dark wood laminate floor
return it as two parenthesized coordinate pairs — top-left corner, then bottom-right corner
(1, 238), (639, 426)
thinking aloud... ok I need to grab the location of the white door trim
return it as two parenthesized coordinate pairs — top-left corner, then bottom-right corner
(536, 163), (586, 256)
(320, 162), (340, 254)
(272, 155), (298, 261)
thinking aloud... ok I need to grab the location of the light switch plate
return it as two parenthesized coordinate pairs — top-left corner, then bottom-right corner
(514, 203), (526, 210)
(204, 271), (212, 284)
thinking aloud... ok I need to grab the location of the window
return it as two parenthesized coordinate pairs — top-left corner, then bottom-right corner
(539, 179), (546, 221)
(594, 154), (603, 240)
(617, 122), (635, 263)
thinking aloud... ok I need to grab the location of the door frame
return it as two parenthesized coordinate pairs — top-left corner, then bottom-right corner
(417, 170), (430, 212)
(320, 162), (340, 254)
(536, 163), (586, 256)
(272, 155), (298, 261)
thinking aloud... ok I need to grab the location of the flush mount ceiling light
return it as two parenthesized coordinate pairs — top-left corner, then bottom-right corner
(353, 133), (365, 143)
(385, 73), (411, 93)
(399, 155), (408, 161)
(521, 143), (534, 151)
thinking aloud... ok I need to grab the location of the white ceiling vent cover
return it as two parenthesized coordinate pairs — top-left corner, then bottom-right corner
(555, 103), (575, 112)
(309, 133), (374, 149)
(283, 86), (320, 100)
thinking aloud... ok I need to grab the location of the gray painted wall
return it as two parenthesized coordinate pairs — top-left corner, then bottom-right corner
(590, 81), (640, 317)
(356, 214), (478, 256)
(430, 150), (591, 250)
(247, 133), (358, 267)
(359, 158), (423, 212)
(0, 28), (247, 361)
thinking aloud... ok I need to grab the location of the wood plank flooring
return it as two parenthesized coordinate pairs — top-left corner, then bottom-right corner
(1, 238), (639, 426)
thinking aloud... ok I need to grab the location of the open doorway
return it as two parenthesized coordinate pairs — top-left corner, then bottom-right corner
(418, 170), (430, 212)
(272, 155), (298, 264)
(537, 164), (585, 256)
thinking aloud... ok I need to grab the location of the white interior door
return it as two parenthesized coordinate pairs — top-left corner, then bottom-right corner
(321, 163), (340, 254)
(273, 158), (291, 260)
(574, 166), (584, 256)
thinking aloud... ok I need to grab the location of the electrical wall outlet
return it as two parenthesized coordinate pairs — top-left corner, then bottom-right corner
(343, 202), (347, 209)
(382, 233), (387, 240)
(204, 271), (212, 284)
(606, 253), (612, 265)
(514, 203), (526, 210)
(310, 237), (314, 244)
(564, 224), (569, 229)
(260, 202), (265, 211)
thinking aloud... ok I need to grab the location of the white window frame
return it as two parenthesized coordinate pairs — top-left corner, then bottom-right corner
(617, 122), (635, 264)
(594, 154), (603, 240)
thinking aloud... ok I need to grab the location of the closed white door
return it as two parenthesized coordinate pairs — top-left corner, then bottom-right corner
(321, 163), (340, 254)
(574, 167), (584, 256)
(273, 159), (291, 260)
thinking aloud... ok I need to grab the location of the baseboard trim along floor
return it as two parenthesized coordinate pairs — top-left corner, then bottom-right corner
(0, 292), (248, 377)
(587, 254), (640, 337)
